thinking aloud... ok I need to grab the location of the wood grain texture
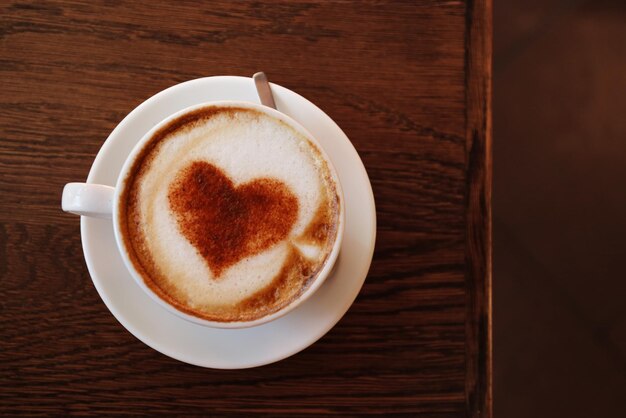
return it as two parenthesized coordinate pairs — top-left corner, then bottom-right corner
(0, 1), (491, 416)
(465, 0), (493, 417)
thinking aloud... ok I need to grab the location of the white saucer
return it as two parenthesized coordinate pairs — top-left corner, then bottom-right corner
(81, 76), (376, 369)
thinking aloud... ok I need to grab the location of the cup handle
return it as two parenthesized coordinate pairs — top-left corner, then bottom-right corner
(62, 183), (115, 219)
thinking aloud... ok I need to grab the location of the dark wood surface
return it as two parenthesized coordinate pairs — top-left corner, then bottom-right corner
(0, 1), (491, 416)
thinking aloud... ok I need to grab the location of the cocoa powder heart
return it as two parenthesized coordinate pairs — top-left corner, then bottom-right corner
(168, 161), (299, 278)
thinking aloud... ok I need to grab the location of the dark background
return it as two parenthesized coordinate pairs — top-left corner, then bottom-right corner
(494, 0), (626, 416)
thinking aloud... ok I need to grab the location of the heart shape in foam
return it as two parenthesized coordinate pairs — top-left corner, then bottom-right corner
(168, 161), (299, 278)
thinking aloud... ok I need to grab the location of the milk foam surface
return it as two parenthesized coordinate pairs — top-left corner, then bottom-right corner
(121, 107), (339, 322)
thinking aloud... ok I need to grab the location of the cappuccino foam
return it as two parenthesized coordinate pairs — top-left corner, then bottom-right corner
(119, 106), (340, 322)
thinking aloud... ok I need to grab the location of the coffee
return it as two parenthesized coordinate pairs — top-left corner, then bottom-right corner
(118, 106), (340, 322)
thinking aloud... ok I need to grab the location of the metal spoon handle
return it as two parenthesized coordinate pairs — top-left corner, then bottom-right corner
(253, 72), (277, 110)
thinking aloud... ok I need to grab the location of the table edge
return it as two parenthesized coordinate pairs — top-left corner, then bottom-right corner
(465, 0), (493, 416)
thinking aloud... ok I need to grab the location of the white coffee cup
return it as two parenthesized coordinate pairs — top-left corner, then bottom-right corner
(62, 101), (345, 329)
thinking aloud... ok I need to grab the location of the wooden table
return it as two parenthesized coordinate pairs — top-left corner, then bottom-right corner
(0, 1), (491, 416)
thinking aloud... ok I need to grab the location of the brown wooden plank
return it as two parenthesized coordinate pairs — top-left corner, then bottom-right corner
(465, 0), (493, 416)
